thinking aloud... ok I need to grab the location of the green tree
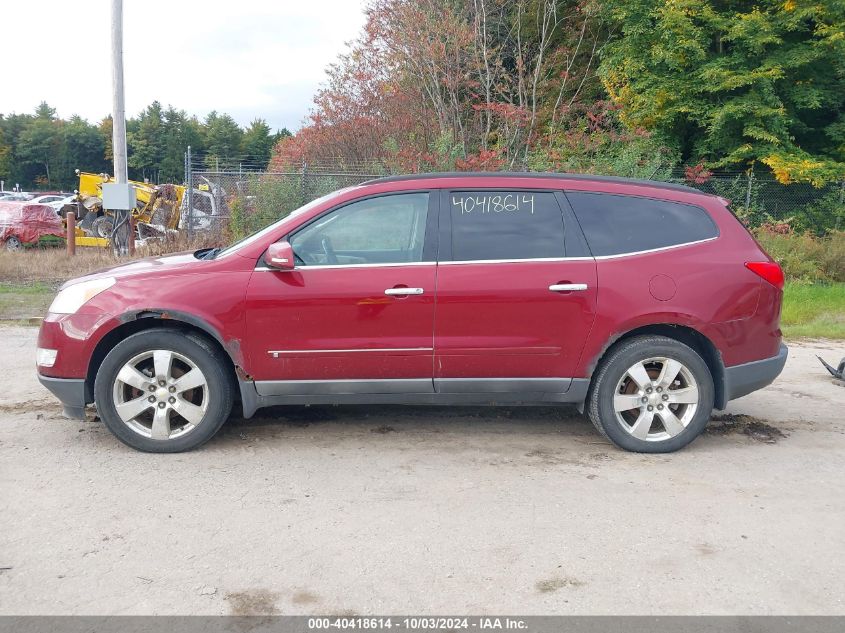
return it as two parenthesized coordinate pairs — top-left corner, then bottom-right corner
(159, 107), (205, 183)
(0, 123), (11, 183)
(99, 116), (114, 167)
(203, 111), (243, 169)
(61, 115), (108, 184)
(1, 103), (268, 188)
(16, 102), (62, 187)
(34, 101), (57, 121)
(128, 101), (166, 181)
(1, 113), (35, 188)
(240, 118), (275, 166)
(599, 0), (845, 184)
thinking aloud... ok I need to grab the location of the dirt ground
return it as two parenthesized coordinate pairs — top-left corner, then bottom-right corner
(1, 326), (844, 616)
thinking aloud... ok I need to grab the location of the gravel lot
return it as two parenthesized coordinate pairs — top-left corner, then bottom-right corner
(1, 326), (843, 615)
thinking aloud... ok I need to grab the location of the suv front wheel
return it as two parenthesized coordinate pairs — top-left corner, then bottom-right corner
(94, 329), (234, 452)
(587, 335), (714, 453)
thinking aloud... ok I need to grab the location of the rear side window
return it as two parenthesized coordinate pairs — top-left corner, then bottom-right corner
(567, 192), (718, 257)
(449, 191), (564, 261)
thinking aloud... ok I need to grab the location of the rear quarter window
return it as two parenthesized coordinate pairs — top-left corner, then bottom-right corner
(566, 192), (718, 257)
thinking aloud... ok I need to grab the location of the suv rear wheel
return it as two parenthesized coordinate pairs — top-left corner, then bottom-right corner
(587, 335), (714, 453)
(94, 329), (233, 452)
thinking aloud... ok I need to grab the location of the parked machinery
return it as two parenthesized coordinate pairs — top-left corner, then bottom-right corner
(70, 171), (184, 239)
(63, 171), (224, 247)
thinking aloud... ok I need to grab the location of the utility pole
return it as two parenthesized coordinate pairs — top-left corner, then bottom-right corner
(105, 0), (135, 255)
(111, 0), (128, 183)
(186, 145), (193, 239)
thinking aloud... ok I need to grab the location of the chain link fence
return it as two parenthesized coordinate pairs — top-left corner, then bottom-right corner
(666, 171), (845, 233)
(183, 163), (381, 242)
(183, 162), (845, 243)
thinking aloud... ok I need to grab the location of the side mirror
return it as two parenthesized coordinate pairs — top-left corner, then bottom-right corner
(265, 241), (295, 271)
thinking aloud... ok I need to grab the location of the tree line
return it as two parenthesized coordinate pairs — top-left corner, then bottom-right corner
(272, 0), (845, 186)
(5, 1), (843, 191)
(0, 101), (290, 191)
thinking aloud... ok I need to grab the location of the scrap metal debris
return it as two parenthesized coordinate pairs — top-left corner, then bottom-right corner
(817, 355), (845, 383)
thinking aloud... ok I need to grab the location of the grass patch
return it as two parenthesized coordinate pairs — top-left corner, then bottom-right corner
(0, 248), (117, 321)
(0, 248), (118, 285)
(781, 282), (845, 339)
(0, 283), (56, 320)
(753, 228), (845, 283)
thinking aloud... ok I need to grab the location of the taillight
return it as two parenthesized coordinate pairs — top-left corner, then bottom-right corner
(745, 261), (784, 289)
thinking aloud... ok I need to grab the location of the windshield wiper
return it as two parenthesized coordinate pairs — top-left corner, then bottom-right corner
(194, 247), (222, 260)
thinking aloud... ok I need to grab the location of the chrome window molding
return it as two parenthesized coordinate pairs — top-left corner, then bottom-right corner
(440, 236), (719, 265)
(255, 261), (436, 271)
(440, 256), (591, 265)
(591, 236), (718, 260)
(254, 237), (718, 270)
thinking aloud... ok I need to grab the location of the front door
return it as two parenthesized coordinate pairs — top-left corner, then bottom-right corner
(245, 191), (438, 394)
(434, 189), (597, 393)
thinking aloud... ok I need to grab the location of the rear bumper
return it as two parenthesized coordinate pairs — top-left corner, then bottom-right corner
(37, 374), (87, 419)
(724, 343), (788, 403)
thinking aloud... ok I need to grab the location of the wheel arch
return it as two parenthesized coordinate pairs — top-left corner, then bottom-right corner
(586, 323), (727, 410)
(85, 310), (247, 408)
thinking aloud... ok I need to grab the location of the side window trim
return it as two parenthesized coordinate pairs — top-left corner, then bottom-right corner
(256, 190), (439, 269)
(554, 190), (592, 258)
(438, 188), (566, 263)
(589, 236), (719, 259)
(437, 189), (453, 262)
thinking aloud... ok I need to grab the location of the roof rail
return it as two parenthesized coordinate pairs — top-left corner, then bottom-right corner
(363, 171), (703, 194)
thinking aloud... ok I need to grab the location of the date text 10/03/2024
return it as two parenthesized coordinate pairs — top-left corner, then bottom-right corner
(308, 617), (529, 630)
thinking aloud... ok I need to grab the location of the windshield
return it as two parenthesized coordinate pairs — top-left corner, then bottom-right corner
(212, 187), (354, 259)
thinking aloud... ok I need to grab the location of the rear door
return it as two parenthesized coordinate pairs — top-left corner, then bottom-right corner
(433, 189), (597, 393)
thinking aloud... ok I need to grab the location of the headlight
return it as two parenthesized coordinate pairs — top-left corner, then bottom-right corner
(48, 277), (116, 314)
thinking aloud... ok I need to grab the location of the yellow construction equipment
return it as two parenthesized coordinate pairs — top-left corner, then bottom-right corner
(62, 171), (226, 248)
(72, 227), (109, 248)
(73, 171), (186, 240)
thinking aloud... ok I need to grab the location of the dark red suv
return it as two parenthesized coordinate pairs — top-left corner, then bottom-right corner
(37, 173), (787, 453)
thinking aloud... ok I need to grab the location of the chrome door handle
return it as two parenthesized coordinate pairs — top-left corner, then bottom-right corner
(549, 283), (588, 292)
(385, 287), (424, 296)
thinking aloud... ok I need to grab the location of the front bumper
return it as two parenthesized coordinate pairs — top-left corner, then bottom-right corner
(724, 343), (788, 402)
(37, 374), (88, 419)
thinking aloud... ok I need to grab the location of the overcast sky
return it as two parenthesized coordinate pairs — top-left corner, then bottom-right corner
(0, 0), (367, 132)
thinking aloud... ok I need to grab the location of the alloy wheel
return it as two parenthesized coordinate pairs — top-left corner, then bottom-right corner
(111, 349), (209, 440)
(612, 356), (700, 442)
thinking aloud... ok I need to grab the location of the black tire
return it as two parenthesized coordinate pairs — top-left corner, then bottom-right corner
(4, 235), (22, 251)
(91, 215), (114, 238)
(94, 329), (234, 452)
(586, 335), (714, 453)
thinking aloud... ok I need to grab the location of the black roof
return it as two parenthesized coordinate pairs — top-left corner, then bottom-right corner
(364, 171), (703, 195)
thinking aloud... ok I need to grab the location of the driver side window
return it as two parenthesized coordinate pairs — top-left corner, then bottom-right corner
(289, 193), (429, 266)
